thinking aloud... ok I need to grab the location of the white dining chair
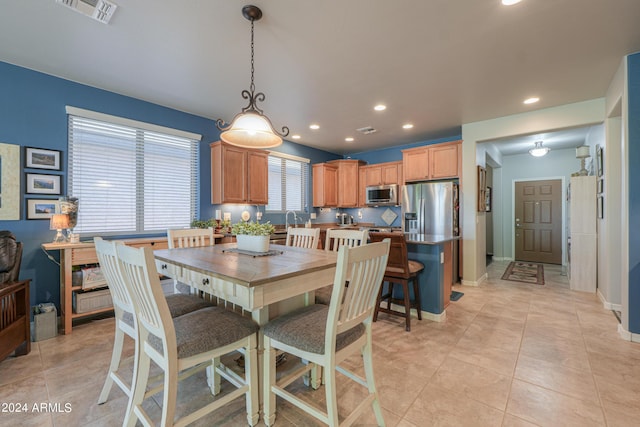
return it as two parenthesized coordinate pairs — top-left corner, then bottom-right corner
(315, 228), (369, 305)
(95, 237), (213, 408)
(286, 226), (320, 249)
(262, 239), (390, 427)
(167, 228), (215, 294)
(116, 243), (259, 427)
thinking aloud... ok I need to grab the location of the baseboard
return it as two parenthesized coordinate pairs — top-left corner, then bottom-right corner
(386, 302), (446, 323)
(492, 257), (513, 262)
(461, 272), (487, 287)
(597, 290), (622, 312)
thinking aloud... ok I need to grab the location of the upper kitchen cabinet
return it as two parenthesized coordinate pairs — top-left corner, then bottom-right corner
(312, 163), (338, 207)
(402, 140), (461, 182)
(364, 161), (403, 186)
(329, 159), (366, 208)
(210, 141), (269, 205)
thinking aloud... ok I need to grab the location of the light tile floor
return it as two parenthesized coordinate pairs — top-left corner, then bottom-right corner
(1, 261), (640, 426)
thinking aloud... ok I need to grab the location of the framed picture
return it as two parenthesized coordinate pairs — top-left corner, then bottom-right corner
(596, 144), (603, 177)
(597, 195), (604, 219)
(26, 173), (62, 195)
(485, 186), (492, 212)
(25, 147), (61, 170)
(26, 199), (58, 219)
(597, 179), (604, 194)
(477, 166), (487, 212)
(0, 142), (21, 220)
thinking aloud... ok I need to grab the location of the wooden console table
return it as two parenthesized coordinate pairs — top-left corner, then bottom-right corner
(42, 237), (170, 334)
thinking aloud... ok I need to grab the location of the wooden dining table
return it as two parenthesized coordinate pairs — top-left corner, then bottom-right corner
(153, 243), (338, 324)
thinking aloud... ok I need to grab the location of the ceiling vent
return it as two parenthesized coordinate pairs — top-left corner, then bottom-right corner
(56, 0), (118, 24)
(356, 126), (377, 135)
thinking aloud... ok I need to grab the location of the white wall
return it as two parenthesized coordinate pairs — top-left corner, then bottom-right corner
(461, 99), (606, 284)
(500, 148), (578, 262)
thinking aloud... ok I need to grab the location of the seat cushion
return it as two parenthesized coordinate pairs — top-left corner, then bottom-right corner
(408, 260), (424, 274)
(149, 307), (258, 359)
(262, 304), (365, 355)
(121, 294), (212, 327)
(314, 285), (333, 305)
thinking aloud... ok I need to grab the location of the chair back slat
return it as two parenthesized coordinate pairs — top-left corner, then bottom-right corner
(326, 240), (390, 340)
(368, 232), (410, 278)
(94, 237), (133, 314)
(324, 229), (368, 252)
(116, 244), (175, 344)
(168, 228), (215, 249)
(286, 227), (320, 249)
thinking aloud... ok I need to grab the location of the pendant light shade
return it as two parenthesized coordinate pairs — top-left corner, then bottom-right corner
(529, 141), (550, 157)
(216, 5), (288, 149)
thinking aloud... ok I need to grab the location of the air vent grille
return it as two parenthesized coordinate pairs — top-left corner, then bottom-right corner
(56, 0), (117, 24)
(356, 126), (377, 135)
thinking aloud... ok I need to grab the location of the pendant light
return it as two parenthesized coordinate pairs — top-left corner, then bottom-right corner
(216, 5), (289, 149)
(529, 141), (550, 157)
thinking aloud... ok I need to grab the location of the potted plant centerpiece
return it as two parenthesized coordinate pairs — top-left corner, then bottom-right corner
(232, 220), (275, 253)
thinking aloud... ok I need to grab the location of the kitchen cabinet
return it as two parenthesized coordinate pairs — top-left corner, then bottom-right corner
(210, 141), (268, 205)
(312, 163), (338, 207)
(330, 159), (366, 207)
(359, 161), (403, 207)
(402, 140), (461, 182)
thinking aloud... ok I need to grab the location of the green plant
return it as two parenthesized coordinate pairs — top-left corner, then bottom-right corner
(220, 219), (232, 229)
(231, 220), (275, 236)
(191, 218), (216, 229)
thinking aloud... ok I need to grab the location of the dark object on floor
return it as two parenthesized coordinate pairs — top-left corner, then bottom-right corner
(613, 310), (622, 324)
(450, 290), (464, 301)
(501, 261), (545, 285)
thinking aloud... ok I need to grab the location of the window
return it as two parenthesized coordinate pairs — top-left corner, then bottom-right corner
(66, 107), (200, 235)
(266, 152), (309, 212)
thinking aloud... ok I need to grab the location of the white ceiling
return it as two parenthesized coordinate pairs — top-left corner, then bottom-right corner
(480, 125), (596, 157)
(1, 0), (639, 155)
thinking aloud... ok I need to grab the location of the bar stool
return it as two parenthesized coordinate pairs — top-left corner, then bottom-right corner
(369, 232), (424, 331)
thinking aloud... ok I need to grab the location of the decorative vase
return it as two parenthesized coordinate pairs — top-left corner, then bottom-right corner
(236, 234), (270, 253)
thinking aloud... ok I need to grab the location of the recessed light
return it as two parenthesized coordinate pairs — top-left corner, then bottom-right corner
(309, 124), (320, 130)
(402, 123), (414, 129)
(502, 0), (522, 5)
(291, 134), (301, 140)
(345, 137), (354, 142)
(524, 97), (540, 104)
(374, 104), (386, 111)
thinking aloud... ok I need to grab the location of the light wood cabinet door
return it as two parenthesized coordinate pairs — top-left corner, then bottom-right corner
(403, 148), (429, 182)
(221, 145), (247, 203)
(312, 163), (338, 207)
(359, 167), (367, 207)
(333, 160), (362, 207)
(247, 150), (268, 204)
(365, 166), (383, 186)
(430, 144), (459, 179)
(382, 163), (400, 184)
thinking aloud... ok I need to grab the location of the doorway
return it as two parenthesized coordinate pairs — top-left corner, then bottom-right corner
(514, 179), (563, 264)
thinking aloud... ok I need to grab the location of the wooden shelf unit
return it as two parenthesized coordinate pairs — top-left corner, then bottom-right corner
(42, 237), (170, 334)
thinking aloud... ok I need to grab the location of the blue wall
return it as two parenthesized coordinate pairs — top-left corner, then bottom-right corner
(628, 52), (640, 333)
(0, 61), (339, 310)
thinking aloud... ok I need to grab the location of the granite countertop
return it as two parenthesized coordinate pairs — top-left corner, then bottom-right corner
(404, 234), (460, 245)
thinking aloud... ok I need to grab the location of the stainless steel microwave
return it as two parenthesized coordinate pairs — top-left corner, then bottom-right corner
(365, 184), (398, 206)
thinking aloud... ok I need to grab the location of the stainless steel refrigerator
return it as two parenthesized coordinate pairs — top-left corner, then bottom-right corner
(402, 181), (459, 280)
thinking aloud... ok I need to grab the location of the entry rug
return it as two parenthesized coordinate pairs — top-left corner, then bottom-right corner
(501, 262), (545, 285)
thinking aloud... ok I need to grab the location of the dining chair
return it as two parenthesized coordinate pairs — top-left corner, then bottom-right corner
(369, 232), (424, 331)
(315, 228), (368, 305)
(286, 226), (320, 249)
(167, 228), (215, 294)
(262, 239), (390, 427)
(116, 243), (260, 427)
(95, 237), (214, 407)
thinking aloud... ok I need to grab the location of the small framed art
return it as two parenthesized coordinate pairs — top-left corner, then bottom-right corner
(26, 199), (58, 219)
(597, 195), (604, 219)
(596, 145), (603, 177)
(26, 173), (62, 195)
(485, 186), (492, 212)
(25, 147), (61, 170)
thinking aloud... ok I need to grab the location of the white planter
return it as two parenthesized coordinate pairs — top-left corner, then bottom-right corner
(236, 234), (270, 253)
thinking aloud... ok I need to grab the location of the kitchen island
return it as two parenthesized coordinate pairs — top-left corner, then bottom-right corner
(404, 234), (460, 321)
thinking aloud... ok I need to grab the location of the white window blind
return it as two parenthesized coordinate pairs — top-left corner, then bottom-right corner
(67, 113), (199, 235)
(266, 152), (309, 212)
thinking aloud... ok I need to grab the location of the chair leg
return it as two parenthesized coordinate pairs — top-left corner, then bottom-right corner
(245, 335), (259, 427)
(206, 357), (221, 395)
(125, 346), (150, 427)
(373, 282), (384, 322)
(161, 358), (178, 427)
(362, 334), (386, 427)
(402, 282), (411, 331)
(263, 337), (277, 427)
(324, 364), (340, 427)
(413, 277), (422, 321)
(98, 323), (126, 404)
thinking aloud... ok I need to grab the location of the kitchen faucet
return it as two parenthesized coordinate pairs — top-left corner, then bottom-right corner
(285, 211), (298, 229)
